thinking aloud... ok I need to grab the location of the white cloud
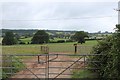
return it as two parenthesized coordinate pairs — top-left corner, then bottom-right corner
(1, 2), (118, 32)
(0, 0), (119, 2)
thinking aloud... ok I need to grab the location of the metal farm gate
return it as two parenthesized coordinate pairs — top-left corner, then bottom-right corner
(2, 53), (101, 79)
(2, 46), (102, 79)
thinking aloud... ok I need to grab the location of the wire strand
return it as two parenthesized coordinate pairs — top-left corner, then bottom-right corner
(2, 15), (117, 21)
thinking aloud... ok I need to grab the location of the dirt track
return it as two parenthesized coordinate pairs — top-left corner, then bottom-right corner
(12, 53), (84, 79)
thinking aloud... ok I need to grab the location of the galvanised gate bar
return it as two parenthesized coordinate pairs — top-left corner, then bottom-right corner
(2, 53), (102, 79)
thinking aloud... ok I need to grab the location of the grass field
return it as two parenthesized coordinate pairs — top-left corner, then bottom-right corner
(20, 37), (69, 43)
(2, 40), (98, 54)
(50, 38), (68, 42)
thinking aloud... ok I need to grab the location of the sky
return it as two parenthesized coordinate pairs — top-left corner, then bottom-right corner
(0, 0), (119, 32)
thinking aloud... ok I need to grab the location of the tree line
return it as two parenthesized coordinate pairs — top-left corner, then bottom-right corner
(2, 30), (88, 45)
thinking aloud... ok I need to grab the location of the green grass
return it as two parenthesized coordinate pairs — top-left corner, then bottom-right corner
(46, 40), (97, 54)
(2, 56), (25, 79)
(20, 37), (32, 43)
(81, 40), (98, 46)
(2, 40), (98, 54)
(20, 37), (68, 43)
(72, 70), (97, 78)
(2, 44), (41, 54)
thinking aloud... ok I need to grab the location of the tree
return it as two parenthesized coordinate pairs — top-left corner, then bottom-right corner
(71, 31), (88, 44)
(2, 31), (17, 45)
(89, 24), (120, 79)
(31, 30), (49, 44)
(14, 33), (20, 40)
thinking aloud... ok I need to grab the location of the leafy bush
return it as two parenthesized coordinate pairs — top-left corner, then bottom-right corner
(49, 41), (57, 43)
(85, 39), (102, 41)
(2, 56), (25, 79)
(57, 40), (65, 43)
(19, 41), (26, 44)
(89, 24), (120, 79)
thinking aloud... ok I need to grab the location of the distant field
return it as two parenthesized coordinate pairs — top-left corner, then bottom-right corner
(20, 37), (69, 43)
(2, 40), (98, 54)
(20, 37), (32, 43)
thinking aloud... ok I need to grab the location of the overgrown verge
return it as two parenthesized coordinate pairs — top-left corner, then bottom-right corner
(2, 55), (25, 79)
(72, 69), (97, 78)
(89, 24), (120, 79)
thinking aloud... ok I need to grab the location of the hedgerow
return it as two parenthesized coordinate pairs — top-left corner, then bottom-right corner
(90, 24), (120, 79)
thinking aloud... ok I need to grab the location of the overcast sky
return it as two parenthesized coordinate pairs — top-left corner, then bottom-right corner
(0, 0), (119, 32)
